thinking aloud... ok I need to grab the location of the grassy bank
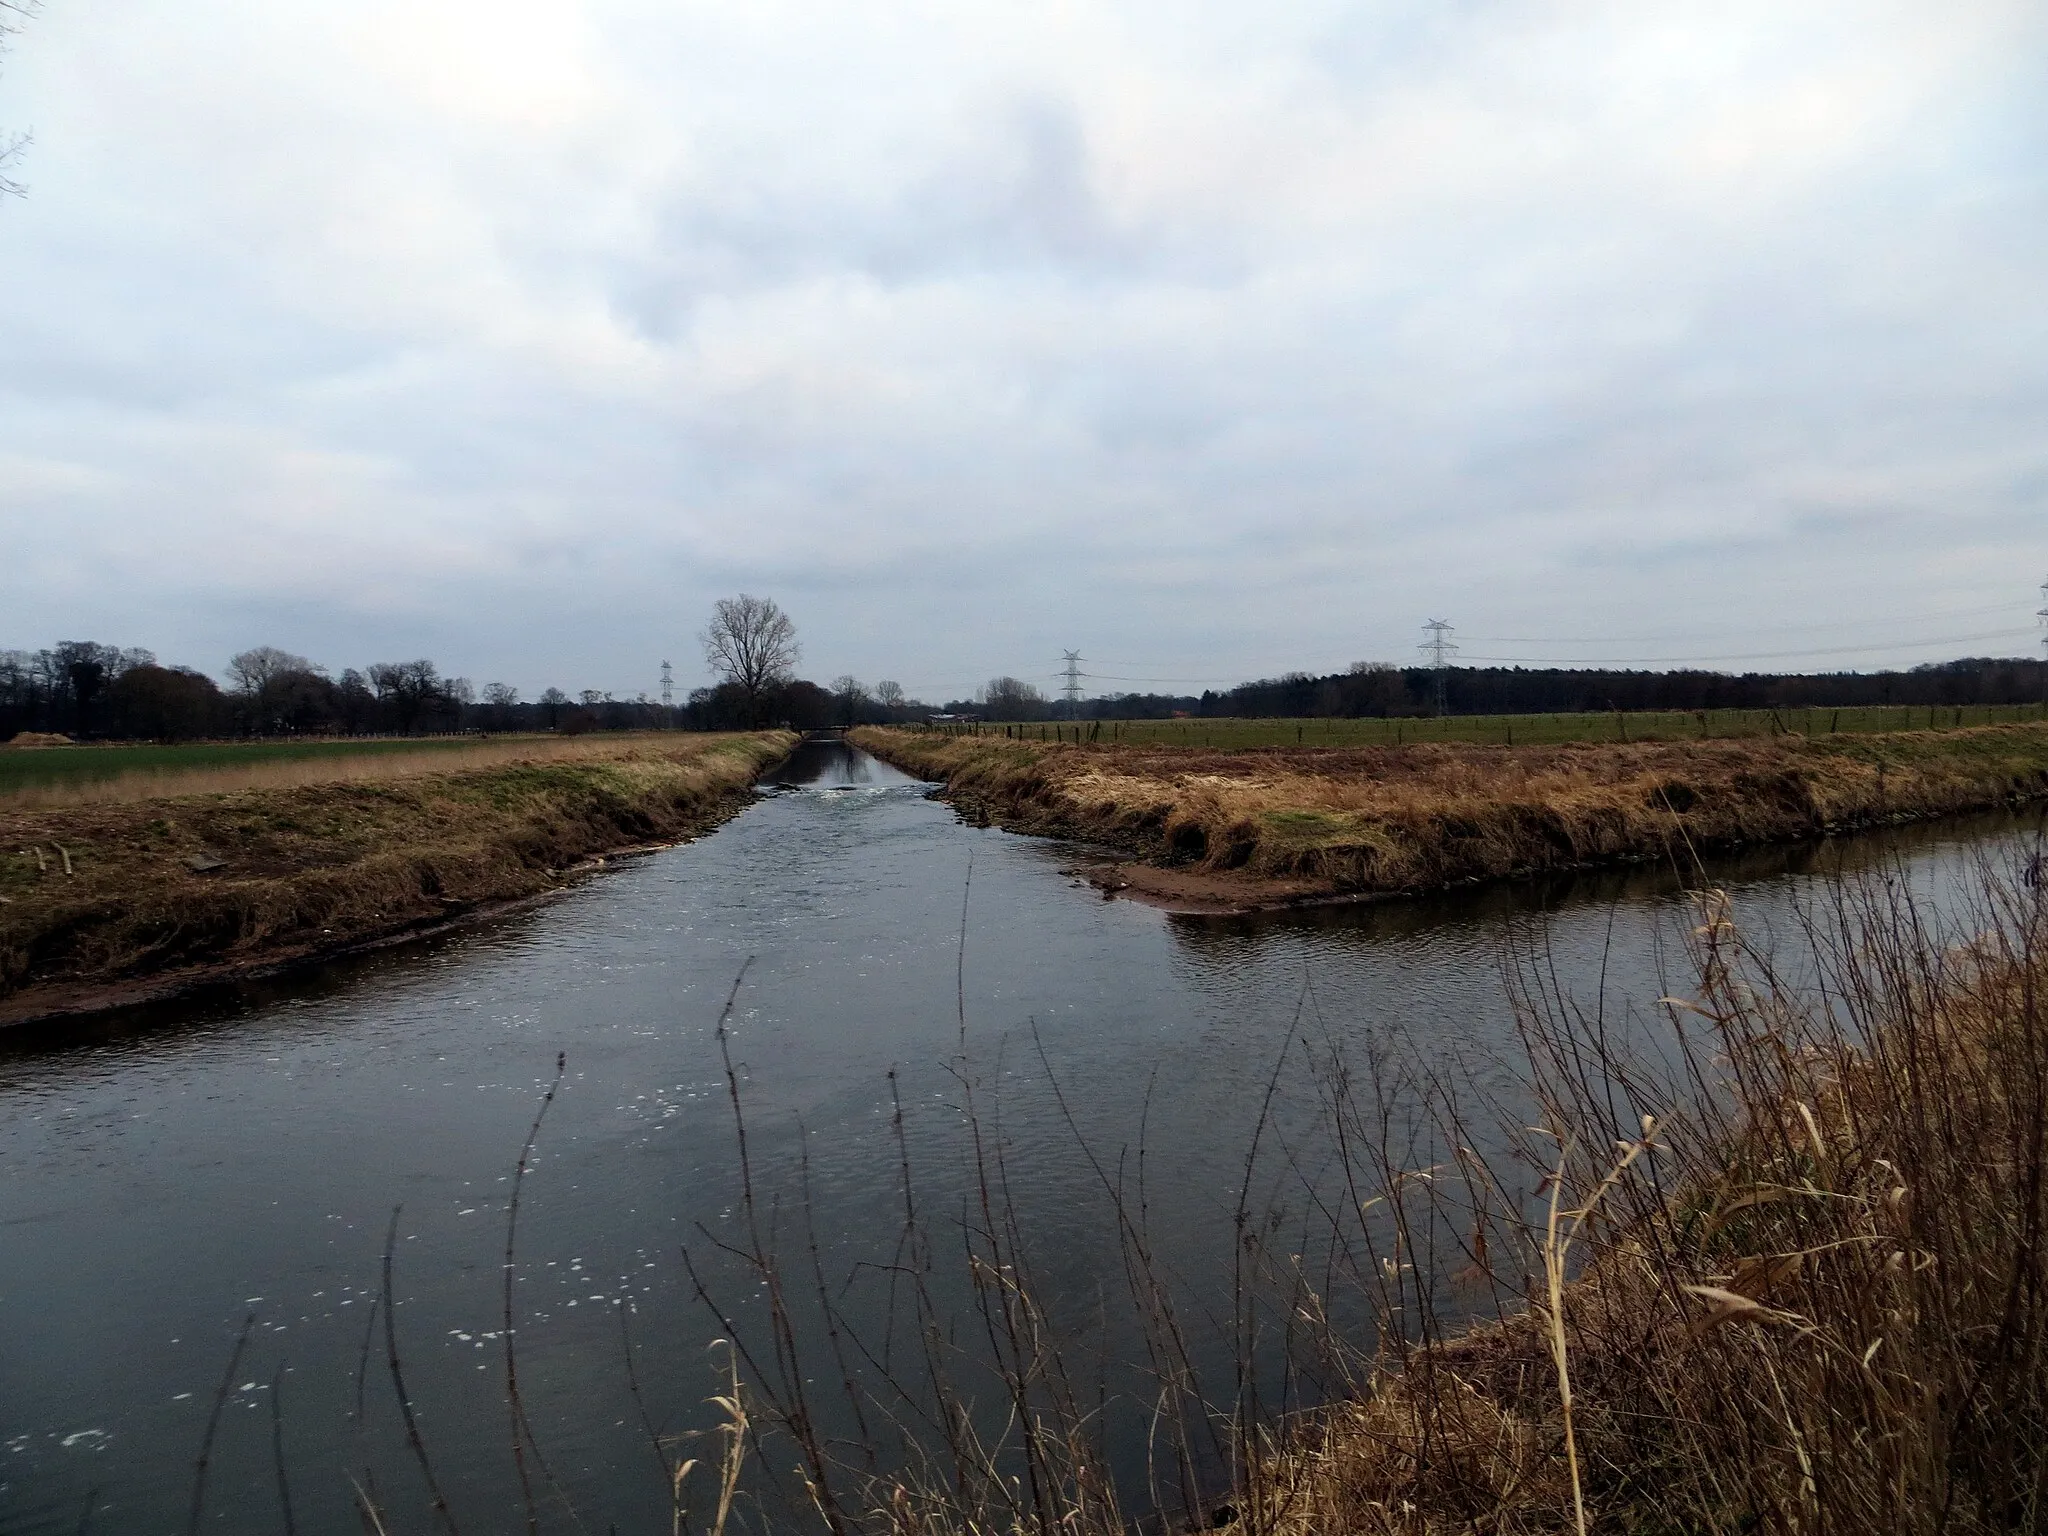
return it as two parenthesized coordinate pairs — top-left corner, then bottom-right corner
(854, 721), (2048, 905)
(0, 731), (644, 804)
(936, 702), (2048, 751)
(0, 730), (795, 1022)
(97, 728), (2037, 1531)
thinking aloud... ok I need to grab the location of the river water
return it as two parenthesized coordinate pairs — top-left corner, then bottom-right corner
(1, 741), (2039, 1532)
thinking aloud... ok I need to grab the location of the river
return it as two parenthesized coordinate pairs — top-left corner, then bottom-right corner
(1, 740), (2039, 1532)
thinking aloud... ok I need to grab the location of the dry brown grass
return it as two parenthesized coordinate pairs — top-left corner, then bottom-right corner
(241, 750), (2042, 1533)
(0, 730), (796, 1019)
(674, 784), (2048, 1536)
(1239, 873), (2048, 1534)
(855, 723), (2048, 900)
(1, 733), (691, 808)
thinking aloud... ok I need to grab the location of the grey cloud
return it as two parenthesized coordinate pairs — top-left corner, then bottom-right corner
(611, 91), (1242, 346)
(2, 1), (2045, 699)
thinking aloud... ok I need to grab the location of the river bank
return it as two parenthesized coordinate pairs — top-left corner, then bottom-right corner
(0, 730), (796, 1024)
(1, 742), (2037, 1531)
(853, 722), (2048, 910)
(1241, 866), (2048, 1535)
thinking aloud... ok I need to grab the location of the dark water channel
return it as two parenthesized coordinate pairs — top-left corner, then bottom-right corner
(2, 740), (2040, 1532)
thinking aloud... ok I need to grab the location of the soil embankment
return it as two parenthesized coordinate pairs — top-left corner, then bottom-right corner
(853, 722), (2048, 910)
(0, 731), (796, 1023)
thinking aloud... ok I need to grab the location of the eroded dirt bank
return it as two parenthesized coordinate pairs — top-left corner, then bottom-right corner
(853, 723), (2048, 910)
(0, 731), (797, 1024)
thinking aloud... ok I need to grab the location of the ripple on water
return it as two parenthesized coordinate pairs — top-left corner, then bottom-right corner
(0, 755), (2037, 1532)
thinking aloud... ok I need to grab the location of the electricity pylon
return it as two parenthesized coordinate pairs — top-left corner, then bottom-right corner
(1060, 651), (1084, 718)
(1418, 620), (1457, 716)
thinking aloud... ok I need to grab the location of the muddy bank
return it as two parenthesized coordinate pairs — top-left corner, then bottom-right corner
(0, 731), (796, 1024)
(854, 723), (2048, 911)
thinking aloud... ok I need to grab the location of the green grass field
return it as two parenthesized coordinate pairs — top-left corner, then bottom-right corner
(0, 735), (540, 795)
(936, 702), (2048, 750)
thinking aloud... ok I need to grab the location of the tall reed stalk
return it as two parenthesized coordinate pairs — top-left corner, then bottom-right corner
(687, 850), (2048, 1535)
(282, 838), (2048, 1534)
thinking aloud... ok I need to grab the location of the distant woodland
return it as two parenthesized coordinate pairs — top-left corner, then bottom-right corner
(0, 643), (668, 741)
(959, 656), (2048, 723)
(3, 639), (2044, 742)
(1173, 656), (2048, 721)
(0, 641), (931, 741)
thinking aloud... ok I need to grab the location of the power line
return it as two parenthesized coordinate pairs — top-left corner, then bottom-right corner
(1058, 625), (2035, 685)
(1460, 600), (2031, 646)
(1052, 600), (2039, 675)
(1453, 627), (2040, 667)
(1000, 604), (2044, 696)
(1073, 671), (1236, 685)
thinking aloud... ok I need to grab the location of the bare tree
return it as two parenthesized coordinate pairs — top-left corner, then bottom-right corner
(473, 682), (517, 733)
(701, 595), (799, 725)
(225, 647), (332, 737)
(874, 679), (905, 714)
(54, 640), (150, 735)
(830, 674), (869, 726)
(982, 675), (1047, 722)
(444, 676), (475, 730)
(367, 659), (444, 735)
(0, 650), (32, 719)
(335, 669), (377, 734)
(227, 647), (318, 696)
(0, 2), (38, 199)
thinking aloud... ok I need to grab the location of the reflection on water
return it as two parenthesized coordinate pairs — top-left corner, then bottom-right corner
(759, 735), (923, 792)
(0, 752), (2038, 1532)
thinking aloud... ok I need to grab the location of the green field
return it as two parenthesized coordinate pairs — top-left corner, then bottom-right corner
(931, 702), (2048, 750)
(0, 735), (538, 795)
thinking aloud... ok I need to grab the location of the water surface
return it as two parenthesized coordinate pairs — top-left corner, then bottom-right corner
(1, 741), (2038, 1531)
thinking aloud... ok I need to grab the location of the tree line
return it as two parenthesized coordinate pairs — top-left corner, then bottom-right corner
(0, 599), (941, 741)
(1100, 656), (2048, 721)
(10, 617), (2043, 743)
(928, 656), (2048, 723)
(0, 642), (686, 742)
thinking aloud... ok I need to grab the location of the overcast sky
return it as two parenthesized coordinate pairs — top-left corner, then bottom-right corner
(3, 1), (2045, 701)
